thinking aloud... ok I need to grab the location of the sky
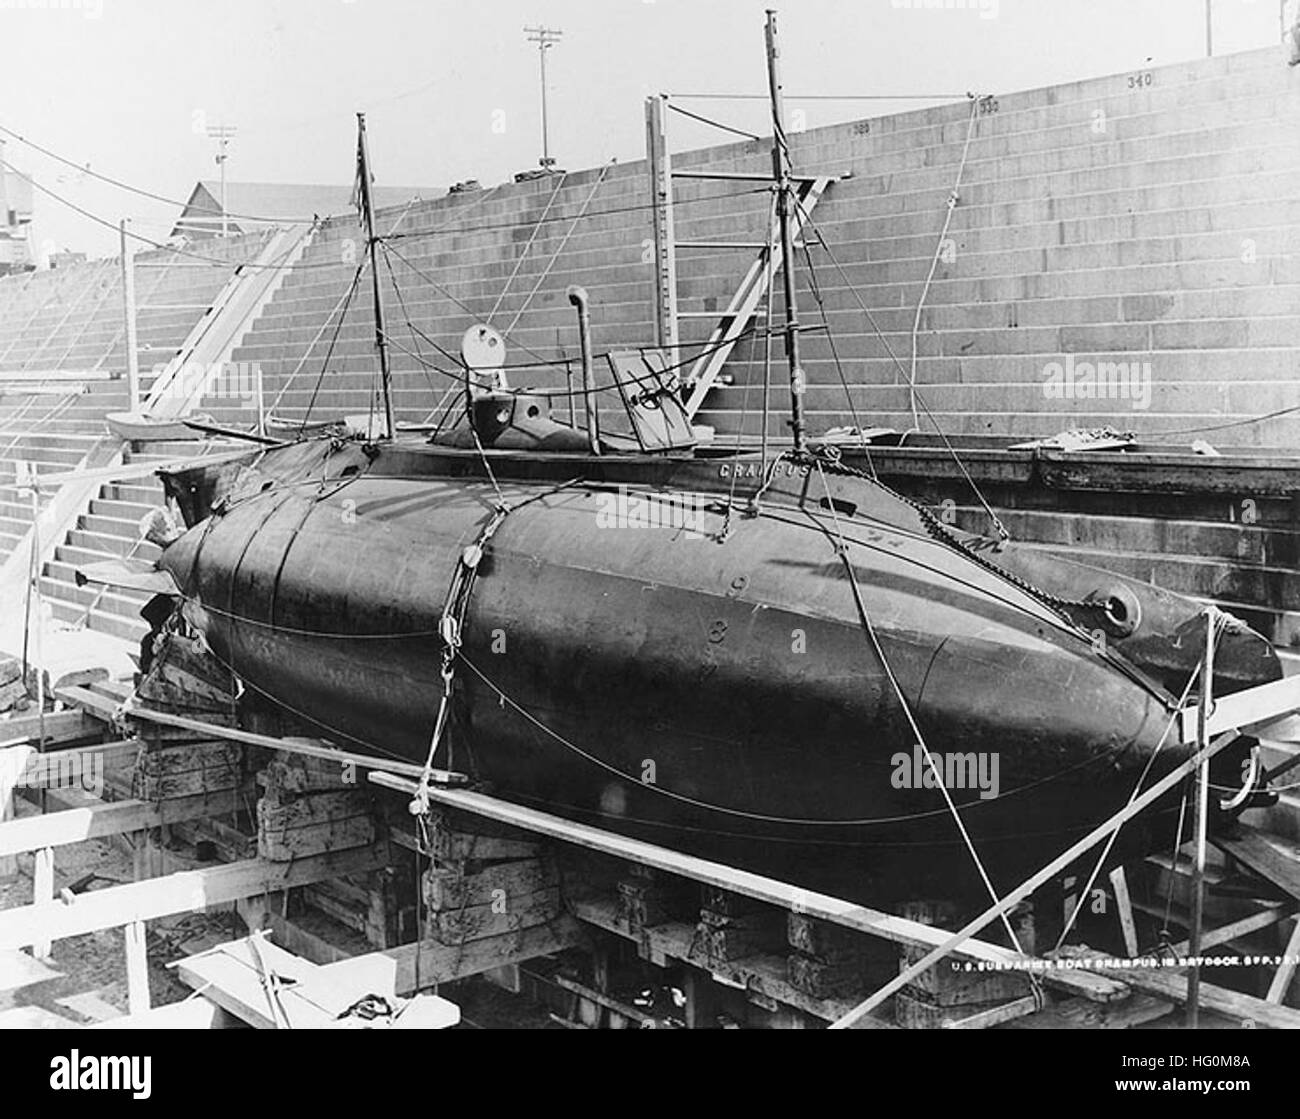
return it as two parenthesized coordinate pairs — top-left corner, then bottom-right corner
(0, 0), (1290, 260)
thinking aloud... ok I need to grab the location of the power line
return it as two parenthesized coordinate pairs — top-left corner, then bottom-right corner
(0, 121), (319, 224)
(670, 92), (971, 101)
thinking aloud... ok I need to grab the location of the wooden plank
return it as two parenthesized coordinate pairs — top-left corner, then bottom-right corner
(1101, 965), (1300, 1030)
(92, 997), (237, 1029)
(0, 744), (34, 877)
(0, 948), (61, 995)
(370, 772), (1127, 1005)
(0, 790), (243, 859)
(0, 843), (388, 950)
(1110, 866), (1139, 957)
(0, 709), (101, 745)
(1180, 676), (1300, 744)
(571, 894), (897, 1027)
(430, 887), (562, 945)
(1171, 904), (1296, 956)
(124, 920), (150, 1015)
(126, 706), (466, 785)
(829, 728), (1243, 1028)
(1005, 992), (1174, 1030)
(1211, 825), (1300, 901)
(939, 994), (1041, 1030)
(32, 846), (53, 960)
(1266, 918), (1300, 1004)
(387, 915), (589, 996)
(424, 857), (558, 910)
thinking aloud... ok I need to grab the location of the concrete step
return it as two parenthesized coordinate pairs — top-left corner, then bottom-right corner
(47, 598), (145, 645)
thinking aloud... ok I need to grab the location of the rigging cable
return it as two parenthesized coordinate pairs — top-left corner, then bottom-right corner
(266, 262), (366, 425)
(907, 94), (981, 435)
(665, 101), (762, 141)
(487, 173), (568, 326)
(792, 194), (1010, 544)
(1051, 630), (1217, 953)
(502, 163), (615, 338)
(810, 456), (1036, 973)
(799, 233), (875, 477)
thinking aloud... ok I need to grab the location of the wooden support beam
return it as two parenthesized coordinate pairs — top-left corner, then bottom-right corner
(0, 745), (34, 878)
(1266, 918), (1300, 1004)
(126, 706), (465, 785)
(1099, 965), (1300, 1030)
(1179, 675), (1300, 744)
(32, 846), (53, 961)
(0, 842), (387, 950)
(829, 728), (1242, 1029)
(386, 916), (589, 997)
(0, 709), (101, 746)
(124, 919), (150, 1015)
(370, 772), (1126, 1006)
(92, 997), (236, 1030)
(1109, 866), (1139, 957)
(1171, 903), (1296, 956)
(0, 790), (243, 859)
(1210, 825), (1300, 902)
(571, 894), (896, 1026)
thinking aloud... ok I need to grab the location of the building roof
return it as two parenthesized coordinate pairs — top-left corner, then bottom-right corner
(170, 180), (441, 238)
(1, 169), (34, 223)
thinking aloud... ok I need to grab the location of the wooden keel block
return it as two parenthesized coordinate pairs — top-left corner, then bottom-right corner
(427, 886), (562, 945)
(895, 988), (1032, 1030)
(616, 877), (694, 934)
(788, 912), (891, 965)
(133, 740), (244, 799)
(899, 900), (1033, 1007)
(257, 789), (376, 861)
(425, 810), (543, 861)
(260, 748), (358, 796)
(692, 918), (786, 966)
(787, 953), (878, 1000)
(423, 856), (558, 912)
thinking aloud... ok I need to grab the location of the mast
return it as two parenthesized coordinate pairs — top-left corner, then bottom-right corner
(764, 9), (806, 455)
(356, 112), (395, 440)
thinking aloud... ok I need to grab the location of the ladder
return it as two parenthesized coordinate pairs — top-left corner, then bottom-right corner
(644, 95), (839, 420)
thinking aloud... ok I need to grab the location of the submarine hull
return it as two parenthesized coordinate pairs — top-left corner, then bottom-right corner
(154, 450), (1254, 904)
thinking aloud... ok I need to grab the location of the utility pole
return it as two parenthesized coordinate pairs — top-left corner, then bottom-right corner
(207, 124), (238, 237)
(1205, 0), (1213, 57)
(119, 219), (139, 410)
(523, 25), (563, 169)
(355, 113), (395, 441)
(764, 9), (806, 454)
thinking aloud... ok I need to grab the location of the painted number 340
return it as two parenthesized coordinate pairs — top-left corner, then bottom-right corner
(1127, 72), (1153, 89)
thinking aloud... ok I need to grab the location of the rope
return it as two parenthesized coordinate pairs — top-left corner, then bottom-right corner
(502, 163), (614, 338)
(794, 197), (1010, 544)
(811, 457), (1034, 967)
(409, 502), (510, 814)
(488, 173), (568, 325)
(665, 102), (761, 141)
(299, 260), (365, 430)
(1050, 610), (1222, 951)
(800, 235), (875, 476)
(266, 262), (365, 421)
(907, 95), (980, 433)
